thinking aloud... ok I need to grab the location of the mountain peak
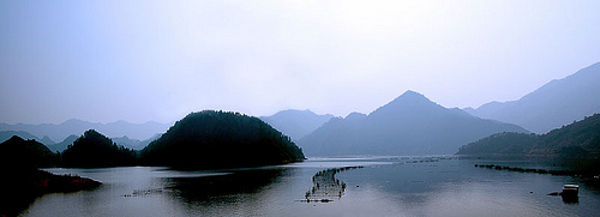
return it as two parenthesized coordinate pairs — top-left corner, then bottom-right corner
(7, 135), (26, 143)
(392, 90), (432, 104)
(273, 109), (316, 116)
(370, 90), (441, 117)
(345, 112), (367, 121)
(61, 119), (88, 125)
(401, 90), (424, 97)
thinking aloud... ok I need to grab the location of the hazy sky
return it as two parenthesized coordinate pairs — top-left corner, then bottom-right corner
(1, 0), (599, 124)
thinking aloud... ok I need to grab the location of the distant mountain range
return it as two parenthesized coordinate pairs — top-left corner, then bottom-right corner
(0, 130), (161, 152)
(260, 109), (334, 141)
(0, 119), (172, 142)
(0, 131), (47, 145)
(464, 62), (600, 134)
(457, 113), (600, 157)
(111, 134), (162, 150)
(46, 135), (79, 153)
(299, 91), (528, 156)
(3, 62), (598, 157)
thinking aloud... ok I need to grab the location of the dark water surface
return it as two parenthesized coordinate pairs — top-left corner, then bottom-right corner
(22, 157), (600, 216)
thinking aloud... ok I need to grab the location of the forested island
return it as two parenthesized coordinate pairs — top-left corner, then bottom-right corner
(61, 130), (138, 168)
(141, 110), (306, 169)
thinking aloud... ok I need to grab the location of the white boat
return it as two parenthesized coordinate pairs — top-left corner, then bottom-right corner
(562, 184), (579, 196)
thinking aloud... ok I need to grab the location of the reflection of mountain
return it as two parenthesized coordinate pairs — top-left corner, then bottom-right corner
(164, 169), (282, 203)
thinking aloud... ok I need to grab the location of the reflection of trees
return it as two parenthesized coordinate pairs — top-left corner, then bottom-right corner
(303, 166), (363, 203)
(163, 169), (283, 203)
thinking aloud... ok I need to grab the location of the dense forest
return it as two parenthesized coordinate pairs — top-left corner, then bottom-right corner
(141, 110), (305, 169)
(457, 113), (600, 157)
(61, 130), (138, 168)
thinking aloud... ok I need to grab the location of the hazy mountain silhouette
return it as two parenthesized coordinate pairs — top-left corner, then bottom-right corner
(0, 119), (171, 142)
(456, 132), (539, 156)
(112, 133), (161, 150)
(44, 133), (160, 153)
(0, 131), (56, 147)
(457, 113), (600, 157)
(466, 62), (600, 133)
(46, 134), (79, 153)
(260, 109), (334, 141)
(141, 110), (305, 169)
(61, 130), (138, 168)
(0, 136), (58, 169)
(299, 91), (528, 156)
(1, 131), (42, 144)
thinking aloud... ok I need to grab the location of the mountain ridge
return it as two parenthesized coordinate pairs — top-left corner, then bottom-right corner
(457, 113), (600, 157)
(260, 109), (334, 141)
(299, 90), (528, 156)
(0, 119), (172, 142)
(466, 62), (600, 133)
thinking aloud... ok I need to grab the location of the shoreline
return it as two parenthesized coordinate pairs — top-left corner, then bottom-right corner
(0, 168), (101, 217)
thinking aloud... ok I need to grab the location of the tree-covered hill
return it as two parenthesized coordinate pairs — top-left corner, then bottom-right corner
(457, 114), (600, 157)
(455, 132), (538, 156)
(141, 110), (305, 169)
(61, 129), (137, 168)
(0, 136), (58, 169)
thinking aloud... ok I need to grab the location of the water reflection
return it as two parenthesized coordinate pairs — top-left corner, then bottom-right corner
(20, 159), (600, 217)
(163, 169), (283, 203)
(562, 194), (579, 204)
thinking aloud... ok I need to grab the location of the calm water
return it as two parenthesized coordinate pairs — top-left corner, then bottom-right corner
(22, 157), (600, 217)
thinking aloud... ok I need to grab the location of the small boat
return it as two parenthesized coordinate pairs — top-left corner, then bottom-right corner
(562, 184), (579, 196)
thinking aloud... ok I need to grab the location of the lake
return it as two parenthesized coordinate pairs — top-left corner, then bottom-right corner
(21, 157), (600, 217)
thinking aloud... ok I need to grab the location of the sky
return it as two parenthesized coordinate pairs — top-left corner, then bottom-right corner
(1, 0), (599, 124)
